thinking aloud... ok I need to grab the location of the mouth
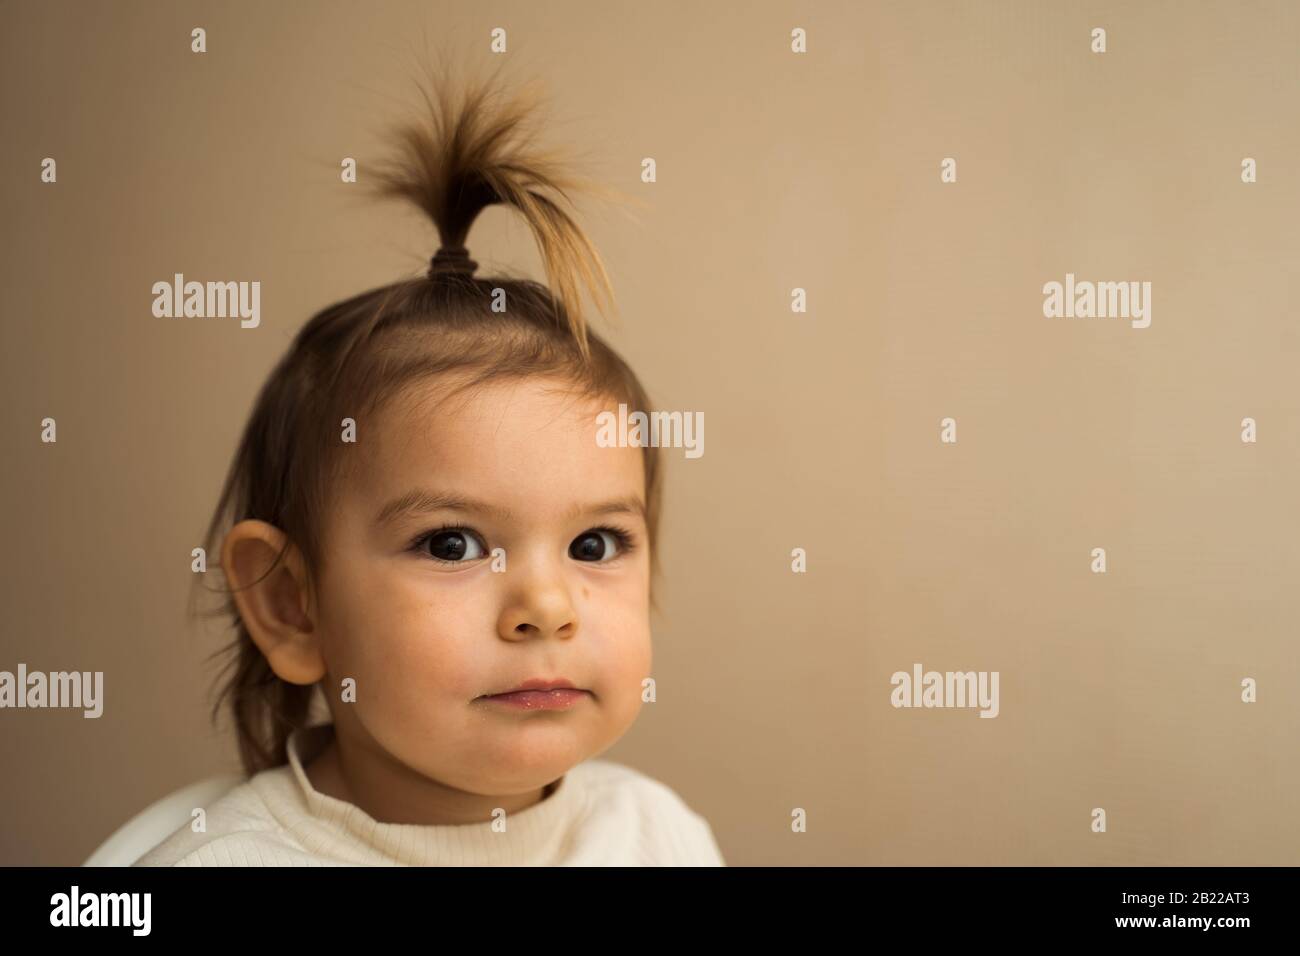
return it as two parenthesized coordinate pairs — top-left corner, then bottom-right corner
(477, 678), (592, 711)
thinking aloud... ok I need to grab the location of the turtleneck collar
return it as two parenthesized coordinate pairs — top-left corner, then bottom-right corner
(248, 722), (587, 865)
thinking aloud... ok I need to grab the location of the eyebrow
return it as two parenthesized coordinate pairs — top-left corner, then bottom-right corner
(374, 489), (647, 527)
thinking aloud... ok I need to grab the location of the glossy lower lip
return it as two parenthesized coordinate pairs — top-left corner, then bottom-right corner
(480, 689), (590, 710)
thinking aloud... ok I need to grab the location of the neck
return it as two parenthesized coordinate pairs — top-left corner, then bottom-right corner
(303, 724), (555, 826)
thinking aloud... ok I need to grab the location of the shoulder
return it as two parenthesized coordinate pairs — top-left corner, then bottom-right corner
(131, 768), (317, 867)
(567, 759), (726, 866)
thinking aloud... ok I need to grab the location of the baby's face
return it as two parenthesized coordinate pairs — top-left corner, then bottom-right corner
(312, 374), (651, 795)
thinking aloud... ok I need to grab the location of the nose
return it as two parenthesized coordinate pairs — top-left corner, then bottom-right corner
(496, 554), (579, 642)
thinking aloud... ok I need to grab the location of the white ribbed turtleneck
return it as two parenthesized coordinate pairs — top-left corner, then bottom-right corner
(133, 723), (725, 867)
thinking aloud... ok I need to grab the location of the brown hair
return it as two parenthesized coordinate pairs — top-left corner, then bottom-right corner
(197, 65), (663, 777)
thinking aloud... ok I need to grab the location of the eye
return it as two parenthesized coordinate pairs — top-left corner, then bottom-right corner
(569, 527), (635, 563)
(419, 527), (487, 564)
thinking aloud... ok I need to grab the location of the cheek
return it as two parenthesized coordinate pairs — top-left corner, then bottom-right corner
(316, 559), (489, 699)
(585, 584), (653, 688)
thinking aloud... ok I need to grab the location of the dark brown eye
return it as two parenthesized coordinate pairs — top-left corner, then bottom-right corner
(569, 530), (621, 562)
(424, 529), (485, 562)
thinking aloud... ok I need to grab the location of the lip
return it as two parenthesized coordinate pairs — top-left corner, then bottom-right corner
(495, 677), (581, 695)
(478, 678), (591, 711)
(480, 688), (590, 711)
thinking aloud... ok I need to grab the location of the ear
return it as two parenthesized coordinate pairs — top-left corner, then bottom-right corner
(221, 519), (325, 685)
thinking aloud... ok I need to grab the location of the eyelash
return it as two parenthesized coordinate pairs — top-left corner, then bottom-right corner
(408, 523), (639, 566)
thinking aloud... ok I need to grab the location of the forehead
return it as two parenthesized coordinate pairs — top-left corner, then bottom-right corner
(349, 374), (644, 512)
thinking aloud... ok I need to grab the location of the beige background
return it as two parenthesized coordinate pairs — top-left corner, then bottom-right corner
(3, 0), (1298, 866)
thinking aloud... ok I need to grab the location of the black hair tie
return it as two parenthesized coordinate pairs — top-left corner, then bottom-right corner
(428, 246), (478, 277)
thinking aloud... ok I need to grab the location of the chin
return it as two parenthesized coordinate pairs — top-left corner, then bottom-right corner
(478, 738), (588, 783)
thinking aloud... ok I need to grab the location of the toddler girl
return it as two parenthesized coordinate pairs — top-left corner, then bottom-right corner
(134, 67), (724, 866)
